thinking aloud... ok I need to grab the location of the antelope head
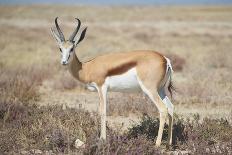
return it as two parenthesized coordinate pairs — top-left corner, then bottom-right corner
(51, 17), (87, 65)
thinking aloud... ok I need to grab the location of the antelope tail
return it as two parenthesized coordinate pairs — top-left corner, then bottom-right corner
(164, 57), (175, 99)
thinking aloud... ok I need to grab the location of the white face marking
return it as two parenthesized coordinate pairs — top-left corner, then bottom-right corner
(59, 43), (74, 65)
(105, 68), (141, 93)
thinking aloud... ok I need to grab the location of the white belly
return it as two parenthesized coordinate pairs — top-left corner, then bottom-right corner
(105, 68), (141, 92)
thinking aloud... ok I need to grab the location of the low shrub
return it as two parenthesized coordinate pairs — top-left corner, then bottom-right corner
(127, 115), (187, 148)
(0, 66), (51, 104)
(108, 93), (158, 117)
(84, 131), (161, 155)
(127, 114), (232, 154)
(1, 100), (232, 154)
(0, 67), (98, 154)
(184, 116), (232, 154)
(0, 101), (99, 154)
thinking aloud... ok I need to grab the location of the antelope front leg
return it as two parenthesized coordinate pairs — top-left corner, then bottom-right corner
(98, 84), (108, 140)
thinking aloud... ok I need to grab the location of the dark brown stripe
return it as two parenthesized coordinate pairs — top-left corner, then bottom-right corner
(107, 61), (137, 76)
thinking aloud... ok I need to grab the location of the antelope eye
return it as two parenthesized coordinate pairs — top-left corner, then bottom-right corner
(70, 47), (74, 52)
(59, 48), (62, 52)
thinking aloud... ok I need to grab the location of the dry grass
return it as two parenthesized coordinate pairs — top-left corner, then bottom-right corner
(0, 4), (232, 154)
(108, 93), (158, 117)
(126, 115), (232, 154)
(0, 66), (49, 104)
(1, 92), (231, 154)
(50, 70), (84, 90)
(0, 67), (99, 154)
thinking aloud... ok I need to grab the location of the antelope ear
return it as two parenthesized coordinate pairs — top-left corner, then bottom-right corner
(74, 27), (87, 46)
(51, 27), (62, 45)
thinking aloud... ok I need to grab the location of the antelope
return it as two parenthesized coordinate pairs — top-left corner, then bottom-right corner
(51, 17), (174, 147)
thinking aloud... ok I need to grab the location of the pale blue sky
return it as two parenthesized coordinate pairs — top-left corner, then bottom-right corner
(0, 0), (232, 5)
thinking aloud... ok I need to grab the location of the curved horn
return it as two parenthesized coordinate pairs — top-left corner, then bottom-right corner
(55, 17), (65, 42)
(69, 18), (81, 42)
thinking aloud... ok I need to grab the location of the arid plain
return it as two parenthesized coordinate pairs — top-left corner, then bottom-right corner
(0, 5), (232, 154)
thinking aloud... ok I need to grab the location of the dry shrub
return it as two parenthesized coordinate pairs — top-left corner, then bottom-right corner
(83, 114), (232, 154)
(165, 53), (186, 71)
(127, 114), (232, 154)
(51, 70), (84, 90)
(84, 130), (161, 155)
(127, 115), (166, 141)
(133, 31), (155, 44)
(0, 66), (99, 154)
(127, 115), (186, 147)
(0, 101), (99, 154)
(184, 115), (232, 154)
(207, 47), (232, 69)
(108, 93), (158, 117)
(176, 67), (232, 105)
(0, 66), (48, 104)
(1, 96), (231, 154)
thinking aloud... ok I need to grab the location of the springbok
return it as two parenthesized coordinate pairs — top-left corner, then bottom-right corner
(51, 17), (174, 147)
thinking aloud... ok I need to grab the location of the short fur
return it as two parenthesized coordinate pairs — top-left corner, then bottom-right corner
(51, 18), (174, 147)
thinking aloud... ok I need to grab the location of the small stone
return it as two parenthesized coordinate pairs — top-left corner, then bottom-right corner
(180, 151), (190, 154)
(45, 150), (53, 155)
(20, 150), (28, 154)
(74, 138), (85, 149)
(34, 149), (42, 154)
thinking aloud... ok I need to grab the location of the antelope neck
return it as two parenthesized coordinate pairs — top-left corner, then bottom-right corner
(68, 51), (82, 80)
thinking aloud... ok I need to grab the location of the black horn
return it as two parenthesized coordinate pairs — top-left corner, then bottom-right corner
(69, 18), (81, 42)
(55, 17), (65, 42)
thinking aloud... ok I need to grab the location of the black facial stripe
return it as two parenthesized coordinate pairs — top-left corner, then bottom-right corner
(70, 47), (74, 52)
(68, 54), (70, 60)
